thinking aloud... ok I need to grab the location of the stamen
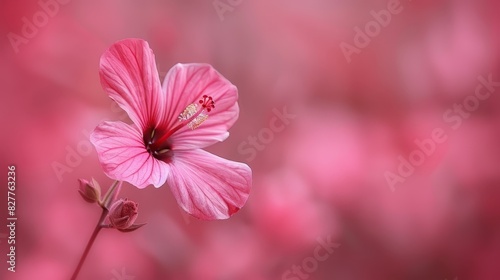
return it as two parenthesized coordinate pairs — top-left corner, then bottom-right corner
(144, 95), (215, 156)
(177, 103), (210, 130)
(156, 148), (170, 154)
(150, 95), (216, 148)
(176, 95), (215, 131)
(178, 104), (198, 121)
(187, 113), (209, 130)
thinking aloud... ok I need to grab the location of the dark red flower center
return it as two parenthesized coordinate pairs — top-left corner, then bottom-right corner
(144, 95), (215, 160)
(144, 127), (173, 161)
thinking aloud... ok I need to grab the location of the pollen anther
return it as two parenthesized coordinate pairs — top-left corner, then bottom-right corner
(187, 114), (209, 130)
(156, 148), (170, 154)
(176, 97), (214, 131)
(178, 104), (198, 120)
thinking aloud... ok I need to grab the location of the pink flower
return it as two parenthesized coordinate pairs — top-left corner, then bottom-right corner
(90, 39), (251, 220)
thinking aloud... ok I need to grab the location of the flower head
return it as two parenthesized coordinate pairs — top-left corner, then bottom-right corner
(90, 39), (251, 220)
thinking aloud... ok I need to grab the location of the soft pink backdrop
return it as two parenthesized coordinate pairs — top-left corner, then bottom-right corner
(1, 0), (500, 279)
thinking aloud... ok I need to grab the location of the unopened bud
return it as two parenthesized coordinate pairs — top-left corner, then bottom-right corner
(108, 198), (141, 231)
(78, 178), (101, 204)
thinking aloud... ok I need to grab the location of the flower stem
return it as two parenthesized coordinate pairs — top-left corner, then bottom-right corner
(101, 180), (121, 209)
(71, 180), (121, 280)
(70, 209), (107, 280)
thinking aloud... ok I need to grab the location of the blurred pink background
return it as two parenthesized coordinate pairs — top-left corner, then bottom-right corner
(1, 0), (500, 279)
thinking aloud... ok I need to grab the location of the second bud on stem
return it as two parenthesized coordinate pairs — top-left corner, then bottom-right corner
(108, 198), (145, 232)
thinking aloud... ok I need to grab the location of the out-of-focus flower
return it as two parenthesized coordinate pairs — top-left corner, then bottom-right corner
(108, 198), (140, 231)
(90, 39), (251, 220)
(285, 108), (368, 204)
(190, 225), (266, 280)
(249, 169), (334, 250)
(78, 178), (101, 204)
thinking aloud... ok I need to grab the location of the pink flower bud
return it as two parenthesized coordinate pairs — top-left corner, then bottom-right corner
(108, 199), (139, 230)
(78, 178), (101, 204)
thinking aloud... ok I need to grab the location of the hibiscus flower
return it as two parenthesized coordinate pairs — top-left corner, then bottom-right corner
(90, 39), (251, 220)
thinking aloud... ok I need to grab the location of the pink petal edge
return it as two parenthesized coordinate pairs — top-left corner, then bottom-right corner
(167, 149), (252, 220)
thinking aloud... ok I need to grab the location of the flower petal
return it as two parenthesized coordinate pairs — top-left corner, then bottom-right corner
(167, 149), (251, 220)
(160, 63), (239, 149)
(90, 121), (169, 189)
(100, 38), (164, 131)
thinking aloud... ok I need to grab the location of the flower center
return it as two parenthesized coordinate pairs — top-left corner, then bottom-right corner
(144, 95), (215, 159)
(144, 128), (172, 160)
